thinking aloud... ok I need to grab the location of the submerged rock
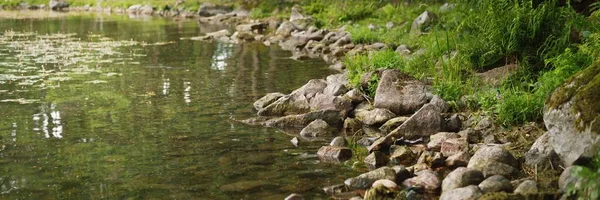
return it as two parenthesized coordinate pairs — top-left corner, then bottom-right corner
(253, 92), (285, 110)
(265, 109), (344, 128)
(544, 61), (600, 166)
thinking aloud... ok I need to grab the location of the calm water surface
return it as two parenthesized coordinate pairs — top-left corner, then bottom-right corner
(0, 13), (359, 199)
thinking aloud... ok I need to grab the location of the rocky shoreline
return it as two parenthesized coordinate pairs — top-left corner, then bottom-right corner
(3, 2), (597, 199)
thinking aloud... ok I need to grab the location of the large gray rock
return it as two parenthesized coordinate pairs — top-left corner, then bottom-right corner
(308, 93), (353, 115)
(442, 167), (484, 192)
(402, 170), (441, 193)
(198, 3), (233, 17)
(369, 104), (442, 152)
(345, 167), (396, 190)
(410, 11), (438, 34)
(300, 119), (335, 137)
(544, 61), (600, 166)
(524, 132), (561, 170)
(467, 146), (519, 178)
(330, 136), (348, 147)
(379, 116), (410, 134)
(440, 185), (483, 200)
(478, 175), (513, 193)
(355, 108), (396, 126)
(257, 94), (310, 116)
(139, 5), (154, 15)
(265, 109), (344, 128)
(253, 92), (285, 111)
(374, 69), (429, 115)
(49, 0), (68, 10)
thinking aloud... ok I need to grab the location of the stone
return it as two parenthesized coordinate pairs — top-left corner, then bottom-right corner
(444, 114), (462, 132)
(379, 117), (410, 134)
(235, 22), (266, 33)
(390, 145), (417, 166)
(374, 69), (429, 115)
(459, 128), (481, 144)
(127, 4), (142, 13)
(355, 108), (397, 126)
(253, 92), (285, 111)
(257, 95), (311, 116)
(429, 95), (449, 113)
(139, 5), (154, 15)
(276, 21), (298, 37)
(364, 180), (399, 199)
(291, 137), (299, 147)
(300, 119), (335, 137)
(440, 138), (468, 157)
(544, 61), (600, 166)
(49, 0), (68, 10)
(265, 109), (344, 128)
(483, 135), (497, 144)
(396, 44), (411, 55)
(292, 79), (328, 99)
(345, 167), (396, 190)
(368, 23), (377, 31)
(198, 3), (233, 17)
(478, 175), (513, 193)
(559, 166), (576, 192)
(468, 146), (519, 177)
(445, 151), (470, 168)
(524, 132), (561, 170)
(365, 151), (389, 169)
(392, 165), (412, 183)
(323, 82), (348, 96)
(514, 180), (538, 194)
(410, 11), (438, 34)
(386, 22), (395, 29)
(308, 93), (353, 114)
(427, 132), (459, 151)
(344, 89), (365, 104)
(442, 167), (484, 192)
(284, 193), (304, 200)
(317, 146), (352, 162)
(290, 6), (305, 21)
(440, 185), (483, 200)
(373, 179), (399, 190)
(402, 170), (441, 193)
(323, 184), (349, 195)
(475, 116), (495, 136)
(343, 118), (363, 134)
(330, 136), (348, 147)
(369, 104), (443, 152)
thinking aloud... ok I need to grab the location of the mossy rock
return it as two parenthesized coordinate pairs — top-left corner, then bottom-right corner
(544, 60), (600, 166)
(546, 60), (600, 132)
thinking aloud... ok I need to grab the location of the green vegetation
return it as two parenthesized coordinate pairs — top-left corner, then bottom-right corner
(567, 153), (600, 200)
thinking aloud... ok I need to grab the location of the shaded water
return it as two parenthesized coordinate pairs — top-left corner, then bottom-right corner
(0, 13), (359, 199)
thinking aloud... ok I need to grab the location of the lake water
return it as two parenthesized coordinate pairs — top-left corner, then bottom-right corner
(0, 12), (359, 199)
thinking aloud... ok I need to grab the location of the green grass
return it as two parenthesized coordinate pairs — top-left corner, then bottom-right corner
(567, 152), (600, 200)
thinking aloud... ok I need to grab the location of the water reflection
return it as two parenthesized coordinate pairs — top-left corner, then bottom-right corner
(211, 43), (233, 71)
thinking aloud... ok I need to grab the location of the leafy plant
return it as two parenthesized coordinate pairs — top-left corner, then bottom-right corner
(566, 153), (600, 200)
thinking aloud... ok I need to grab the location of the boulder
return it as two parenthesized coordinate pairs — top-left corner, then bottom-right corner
(345, 167), (396, 190)
(317, 146), (352, 162)
(292, 79), (328, 99)
(344, 89), (365, 104)
(265, 109), (344, 128)
(323, 82), (348, 96)
(459, 128), (481, 144)
(198, 3), (233, 17)
(308, 93), (353, 114)
(442, 167), (485, 192)
(139, 5), (154, 15)
(444, 114), (462, 132)
(355, 108), (397, 126)
(300, 119), (335, 137)
(253, 92), (285, 110)
(402, 170), (441, 193)
(369, 104), (442, 152)
(468, 146), (519, 178)
(364, 151), (389, 169)
(440, 138), (468, 157)
(524, 132), (561, 170)
(257, 95), (311, 116)
(544, 61), (600, 166)
(440, 185), (483, 200)
(514, 180), (538, 194)
(364, 180), (400, 199)
(427, 132), (459, 151)
(374, 70), (429, 115)
(478, 175), (513, 193)
(429, 95), (449, 113)
(343, 118), (363, 134)
(49, 0), (68, 10)
(410, 11), (438, 34)
(379, 116), (410, 134)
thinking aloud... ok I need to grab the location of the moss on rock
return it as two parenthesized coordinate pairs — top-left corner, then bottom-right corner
(546, 60), (600, 132)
